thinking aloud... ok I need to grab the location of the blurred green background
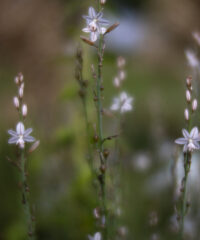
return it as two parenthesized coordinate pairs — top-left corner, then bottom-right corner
(1, 0), (200, 239)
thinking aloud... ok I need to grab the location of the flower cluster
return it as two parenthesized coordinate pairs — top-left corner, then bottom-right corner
(82, 7), (109, 42)
(8, 73), (35, 149)
(110, 92), (133, 114)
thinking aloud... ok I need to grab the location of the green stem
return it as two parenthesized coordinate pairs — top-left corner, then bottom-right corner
(179, 152), (191, 240)
(20, 150), (35, 240)
(96, 25), (108, 240)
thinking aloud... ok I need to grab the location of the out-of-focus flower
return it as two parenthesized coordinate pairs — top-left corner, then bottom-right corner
(8, 122), (35, 149)
(185, 50), (199, 69)
(175, 127), (200, 152)
(110, 92), (133, 113)
(82, 7), (109, 42)
(192, 99), (198, 111)
(88, 232), (101, 240)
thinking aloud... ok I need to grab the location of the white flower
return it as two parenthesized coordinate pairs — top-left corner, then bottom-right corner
(88, 232), (101, 240)
(110, 92), (133, 113)
(185, 50), (199, 69)
(82, 7), (109, 42)
(8, 122), (35, 149)
(175, 127), (200, 152)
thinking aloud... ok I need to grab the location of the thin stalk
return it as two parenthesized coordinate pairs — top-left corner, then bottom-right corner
(95, 15), (108, 238)
(179, 152), (191, 240)
(20, 149), (35, 239)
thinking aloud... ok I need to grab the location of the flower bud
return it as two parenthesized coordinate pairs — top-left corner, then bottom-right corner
(184, 108), (189, 121)
(192, 99), (198, 111)
(29, 140), (40, 153)
(13, 96), (19, 109)
(100, 0), (106, 5)
(186, 76), (192, 88)
(119, 70), (126, 81)
(117, 56), (126, 68)
(18, 72), (24, 83)
(22, 104), (28, 117)
(14, 76), (20, 85)
(18, 85), (24, 98)
(186, 90), (191, 102)
(113, 77), (120, 88)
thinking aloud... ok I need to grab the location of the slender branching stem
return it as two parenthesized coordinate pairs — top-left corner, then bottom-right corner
(179, 152), (191, 240)
(20, 149), (35, 240)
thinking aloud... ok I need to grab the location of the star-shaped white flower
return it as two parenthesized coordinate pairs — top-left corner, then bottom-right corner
(110, 92), (133, 113)
(82, 7), (109, 42)
(175, 127), (200, 152)
(88, 232), (101, 240)
(8, 122), (35, 149)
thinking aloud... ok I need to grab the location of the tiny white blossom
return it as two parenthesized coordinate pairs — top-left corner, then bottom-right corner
(82, 7), (109, 42)
(185, 50), (199, 68)
(88, 232), (101, 240)
(184, 108), (189, 121)
(22, 104), (28, 117)
(110, 92), (133, 113)
(8, 122), (35, 149)
(175, 127), (200, 152)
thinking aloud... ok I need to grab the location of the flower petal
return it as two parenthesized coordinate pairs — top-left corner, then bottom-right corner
(183, 144), (188, 152)
(90, 32), (98, 42)
(8, 130), (17, 137)
(175, 138), (187, 145)
(96, 12), (103, 19)
(82, 27), (91, 33)
(16, 122), (25, 135)
(182, 129), (189, 138)
(24, 136), (35, 142)
(8, 136), (18, 144)
(190, 127), (199, 139)
(24, 128), (33, 137)
(98, 18), (110, 25)
(88, 7), (96, 18)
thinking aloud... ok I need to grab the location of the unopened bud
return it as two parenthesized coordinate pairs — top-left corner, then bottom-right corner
(103, 149), (109, 159)
(18, 85), (24, 98)
(93, 207), (101, 219)
(113, 77), (120, 88)
(186, 77), (192, 88)
(192, 99), (198, 111)
(22, 104), (28, 117)
(100, 0), (106, 4)
(18, 73), (24, 83)
(119, 70), (126, 81)
(186, 90), (191, 102)
(117, 56), (126, 68)
(184, 109), (189, 121)
(14, 76), (20, 85)
(29, 140), (40, 153)
(13, 96), (19, 109)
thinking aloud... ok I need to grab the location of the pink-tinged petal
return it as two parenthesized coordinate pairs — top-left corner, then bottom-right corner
(16, 122), (25, 135)
(82, 27), (91, 33)
(8, 130), (17, 137)
(90, 32), (98, 42)
(175, 138), (187, 145)
(8, 136), (18, 144)
(88, 7), (96, 18)
(190, 127), (199, 138)
(182, 129), (189, 138)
